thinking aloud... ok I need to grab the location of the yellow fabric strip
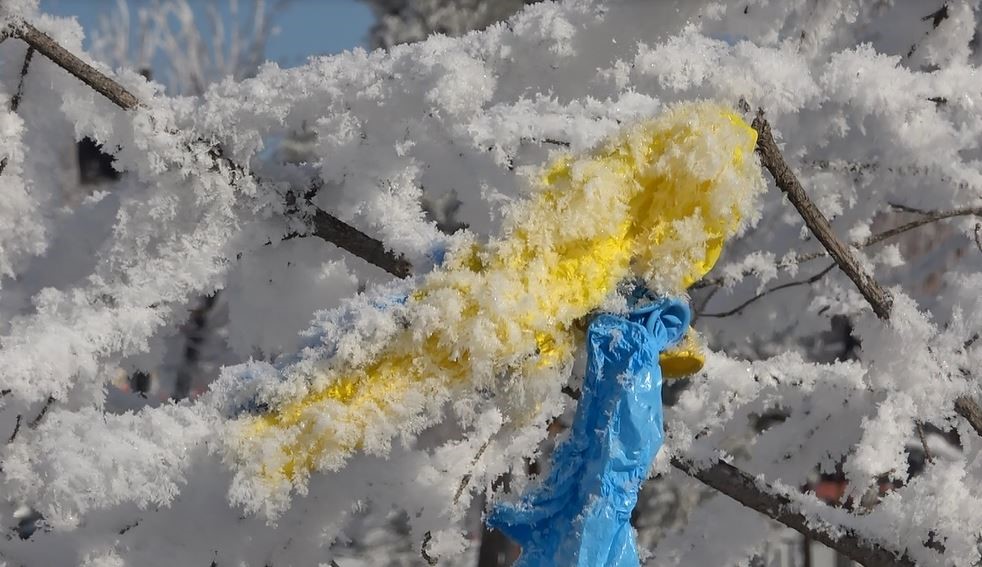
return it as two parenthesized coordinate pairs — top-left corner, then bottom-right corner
(226, 102), (763, 488)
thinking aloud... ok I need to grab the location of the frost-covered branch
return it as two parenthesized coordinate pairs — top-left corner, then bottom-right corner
(11, 21), (141, 110)
(955, 395), (982, 437)
(693, 204), (982, 290)
(671, 457), (917, 567)
(0, 44), (33, 177)
(309, 208), (412, 278)
(2, 2), (981, 564)
(752, 110), (894, 319)
(8, 18), (411, 280)
(751, 109), (982, 444)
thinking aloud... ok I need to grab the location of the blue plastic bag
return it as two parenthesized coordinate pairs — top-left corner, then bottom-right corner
(487, 299), (691, 566)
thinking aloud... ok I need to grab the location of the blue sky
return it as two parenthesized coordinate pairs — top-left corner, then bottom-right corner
(38, 0), (374, 68)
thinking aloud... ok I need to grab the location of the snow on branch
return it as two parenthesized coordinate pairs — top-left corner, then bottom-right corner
(751, 109), (982, 441)
(752, 110), (894, 319)
(1, 1), (982, 565)
(672, 457), (917, 567)
(10, 21), (141, 111)
(6, 23), (927, 559)
(6, 18), (412, 282)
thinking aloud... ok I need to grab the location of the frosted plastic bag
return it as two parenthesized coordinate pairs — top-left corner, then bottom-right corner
(488, 299), (690, 566)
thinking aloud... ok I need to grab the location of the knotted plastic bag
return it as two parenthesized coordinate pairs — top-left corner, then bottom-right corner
(487, 299), (690, 566)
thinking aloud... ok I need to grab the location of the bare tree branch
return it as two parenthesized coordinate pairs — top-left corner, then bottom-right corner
(421, 531), (439, 566)
(671, 457), (917, 567)
(907, 3), (950, 60)
(453, 438), (492, 506)
(7, 415), (21, 444)
(915, 421), (934, 464)
(888, 202), (930, 215)
(28, 396), (55, 429)
(10, 46), (34, 112)
(793, 206), (982, 264)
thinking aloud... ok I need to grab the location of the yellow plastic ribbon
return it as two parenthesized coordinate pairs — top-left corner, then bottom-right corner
(226, 102), (763, 489)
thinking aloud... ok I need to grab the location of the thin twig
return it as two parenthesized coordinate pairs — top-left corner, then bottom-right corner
(690, 284), (719, 323)
(906, 3), (949, 60)
(10, 46), (34, 112)
(421, 531), (439, 566)
(692, 204), (982, 290)
(671, 457), (918, 567)
(453, 438), (492, 505)
(888, 202), (930, 215)
(795, 206), (982, 264)
(118, 519), (141, 535)
(27, 396), (54, 429)
(0, 45), (35, 177)
(915, 421), (934, 464)
(7, 415), (21, 444)
(753, 110), (893, 319)
(700, 263), (835, 318)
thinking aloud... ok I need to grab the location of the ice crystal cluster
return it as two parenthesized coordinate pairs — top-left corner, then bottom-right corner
(0, 1), (981, 565)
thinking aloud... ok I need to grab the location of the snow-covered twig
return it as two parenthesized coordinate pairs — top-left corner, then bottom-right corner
(954, 396), (982, 437)
(8, 45), (33, 112)
(309, 208), (413, 278)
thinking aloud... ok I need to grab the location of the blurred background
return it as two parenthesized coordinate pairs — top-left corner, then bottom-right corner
(40, 0), (375, 70)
